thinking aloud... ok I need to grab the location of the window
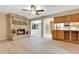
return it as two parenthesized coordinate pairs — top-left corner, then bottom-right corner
(32, 24), (38, 29)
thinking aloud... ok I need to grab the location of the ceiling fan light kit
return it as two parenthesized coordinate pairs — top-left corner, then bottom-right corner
(22, 5), (44, 15)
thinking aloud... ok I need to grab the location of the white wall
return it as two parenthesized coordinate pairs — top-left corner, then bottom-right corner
(0, 14), (8, 40)
(44, 17), (54, 37)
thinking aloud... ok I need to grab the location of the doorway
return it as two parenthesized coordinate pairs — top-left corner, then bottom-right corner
(30, 18), (53, 38)
(31, 20), (41, 37)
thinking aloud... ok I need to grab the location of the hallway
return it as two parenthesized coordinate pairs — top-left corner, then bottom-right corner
(0, 36), (79, 54)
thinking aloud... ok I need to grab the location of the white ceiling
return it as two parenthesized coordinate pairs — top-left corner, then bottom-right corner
(0, 5), (79, 19)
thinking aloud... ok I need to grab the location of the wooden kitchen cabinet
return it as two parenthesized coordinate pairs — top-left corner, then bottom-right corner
(72, 13), (79, 22)
(66, 15), (73, 22)
(56, 30), (64, 40)
(54, 13), (79, 23)
(52, 30), (57, 39)
(66, 13), (79, 22)
(71, 31), (78, 42)
(52, 13), (79, 44)
(54, 16), (66, 23)
(64, 31), (70, 41)
(78, 32), (79, 42)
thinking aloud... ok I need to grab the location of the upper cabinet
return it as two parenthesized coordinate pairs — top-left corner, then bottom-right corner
(72, 14), (79, 22)
(54, 16), (66, 23)
(54, 13), (79, 23)
(66, 15), (73, 22)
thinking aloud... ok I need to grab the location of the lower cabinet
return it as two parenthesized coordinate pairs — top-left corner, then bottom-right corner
(64, 31), (70, 41)
(52, 30), (56, 39)
(52, 30), (79, 43)
(71, 31), (78, 42)
(56, 30), (64, 40)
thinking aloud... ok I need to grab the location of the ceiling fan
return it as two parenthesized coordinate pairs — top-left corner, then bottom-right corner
(22, 5), (44, 15)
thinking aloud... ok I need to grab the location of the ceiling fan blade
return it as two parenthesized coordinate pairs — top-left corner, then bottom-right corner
(22, 9), (31, 11)
(36, 13), (39, 15)
(36, 10), (44, 12)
